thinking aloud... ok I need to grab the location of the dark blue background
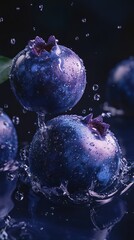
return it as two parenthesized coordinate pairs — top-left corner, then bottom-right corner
(0, 1), (134, 239)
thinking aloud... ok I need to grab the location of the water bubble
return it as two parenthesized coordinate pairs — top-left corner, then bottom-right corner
(85, 33), (90, 37)
(15, 191), (24, 201)
(12, 116), (20, 125)
(7, 172), (15, 181)
(16, 7), (20, 11)
(0, 17), (4, 22)
(22, 109), (27, 114)
(117, 25), (122, 29)
(75, 36), (79, 41)
(89, 107), (93, 112)
(92, 84), (99, 91)
(82, 18), (86, 23)
(33, 26), (36, 31)
(71, 2), (74, 6)
(10, 38), (16, 45)
(94, 94), (100, 101)
(39, 5), (43, 11)
(30, 3), (33, 6)
(4, 104), (8, 109)
(82, 109), (86, 114)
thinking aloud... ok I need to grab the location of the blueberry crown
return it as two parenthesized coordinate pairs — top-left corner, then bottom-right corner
(82, 113), (110, 137)
(28, 36), (57, 55)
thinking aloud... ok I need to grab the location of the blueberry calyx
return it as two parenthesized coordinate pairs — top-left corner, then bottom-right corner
(28, 35), (57, 56)
(83, 114), (110, 137)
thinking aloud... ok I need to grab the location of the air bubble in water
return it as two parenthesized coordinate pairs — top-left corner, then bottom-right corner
(0, 17), (4, 22)
(94, 94), (100, 101)
(75, 36), (79, 41)
(82, 18), (86, 23)
(15, 191), (24, 201)
(92, 84), (99, 91)
(12, 116), (20, 125)
(39, 5), (43, 11)
(10, 38), (16, 45)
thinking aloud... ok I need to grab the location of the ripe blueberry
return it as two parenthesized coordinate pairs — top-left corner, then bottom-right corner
(0, 111), (18, 167)
(106, 58), (134, 115)
(10, 36), (86, 114)
(29, 114), (123, 201)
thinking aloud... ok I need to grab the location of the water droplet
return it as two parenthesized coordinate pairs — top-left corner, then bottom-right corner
(4, 104), (8, 109)
(71, 2), (74, 6)
(82, 109), (86, 114)
(92, 84), (99, 91)
(33, 26), (36, 31)
(10, 38), (16, 45)
(75, 36), (79, 41)
(117, 25), (122, 29)
(39, 5), (43, 11)
(82, 18), (86, 23)
(12, 116), (20, 125)
(94, 94), (100, 101)
(7, 172), (15, 181)
(0, 17), (4, 22)
(16, 7), (20, 11)
(15, 191), (24, 201)
(30, 3), (33, 6)
(89, 107), (93, 112)
(22, 109), (27, 114)
(85, 33), (90, 37)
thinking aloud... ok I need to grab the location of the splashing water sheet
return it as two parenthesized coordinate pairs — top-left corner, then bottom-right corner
(0, 1), (134, 239)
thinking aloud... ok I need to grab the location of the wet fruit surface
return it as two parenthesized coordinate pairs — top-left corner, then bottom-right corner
(10, 36), (86, 114)
(29, 114), (123, 200)
(0, 111), (18, 167)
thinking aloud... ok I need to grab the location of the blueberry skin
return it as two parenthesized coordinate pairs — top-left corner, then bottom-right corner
(10, 36), (86, 114)
(0, 112), (18, 167)
(106, 58), (134, 115)
(29, 114), (122, 196)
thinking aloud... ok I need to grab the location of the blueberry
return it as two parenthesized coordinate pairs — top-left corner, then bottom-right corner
(0, 111), (18, 167)
(10, 36), (86, 114)
(106, 58), (134, 115)
(29, 114), (123, 202)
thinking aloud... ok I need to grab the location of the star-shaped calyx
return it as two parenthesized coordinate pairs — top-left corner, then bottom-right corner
(82, 113), (110, 137)
(28, 35), (57, 56)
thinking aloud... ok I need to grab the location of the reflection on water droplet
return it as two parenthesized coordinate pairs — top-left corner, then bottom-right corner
(39, 5), (43, 11)
(10, 38), (16, 45)
(75, 36), (79, 41)
(0, 17), (4, 22)
(86, 33), (90, 37)
(117, 25), (122, 29)
(82, 109), (86, 114)
(16, 7), (20, 11)
(94, 94), (100, 101)
(15, 191), (24, 201)
(89, 107), (93, 112)
(92, 84), (99, 91)
(4, 104), (8, 109)
(82, 18), (86, 23)
(12, 116), (20, 125)
(7, 172), (15, 181)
